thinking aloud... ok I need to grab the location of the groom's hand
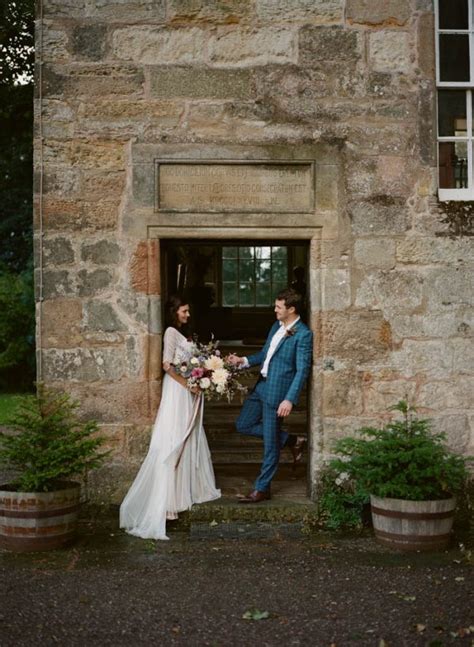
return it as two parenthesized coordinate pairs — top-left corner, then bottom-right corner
(227, 353), (244, 366)
(277, 400), (293, 417)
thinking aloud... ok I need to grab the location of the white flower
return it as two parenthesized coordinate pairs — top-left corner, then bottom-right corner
(211, 368), (229, 387)
(190, 357), (199, 366)
(180, 365), (187, 373)
(204, 355), (224, 371)
(199, 377), (211, 389)
(216, 384), (225, 394)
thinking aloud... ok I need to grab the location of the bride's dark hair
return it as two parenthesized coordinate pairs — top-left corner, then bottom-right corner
(165, 294), (190, 334)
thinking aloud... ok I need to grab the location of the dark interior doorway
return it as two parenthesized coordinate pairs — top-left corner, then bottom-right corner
(160, 239), (310, 499)
(161, 240), (309, 343)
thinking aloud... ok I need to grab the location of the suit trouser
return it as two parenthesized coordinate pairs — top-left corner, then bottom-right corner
(235, 378), (289, 492)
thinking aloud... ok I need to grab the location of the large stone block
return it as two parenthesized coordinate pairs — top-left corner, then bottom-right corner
(417, 379), (474, 411)
(125, 425), (152, 459)
(392, 340), (455, 379)
(149, 67), (255, 100)
(346, 0), (410, 25)
(349, 199), (410, 235)
(40, 22), (70, 62)
(363, 378), (417, 415)
(299, 25), (363, 65)
(369, 31), (411, 73)
(40, 198), (119, 232)
(79, 171), (126, 201)
(42, 0), (87, 17)
(87, 0), (166, 21)
(71, 140), (126, 171)
(84, 300), (127, 332)
(112, 26), (208, 64)
(396, 237), (472, 266)
(62, 381), (153, 424)
(41, 63), (145, 99)
(417, 12), (435, 78)
(389, 309), (473, 341)
(322, 310), (392, 363)
(70, 24), (108, 61)
(42, 236), (75, 266)
(41, 269), (74, 299)
(166, 0), (253, 24)
(424, 268), (473, 311)
(322, 370), (363, 416)
(430, 415), (470, 454)
(256, 0), (343, 23)
(311, 268), (351, 311)
(41, 298), (83, 348)
(322, 415), (383, 449)
(355, 269), (424, 314)
(81, 240), (121, 265)
(77, 268), (114, 297)
(117, 291), (150, 327)
(42, 347), (127, 382)
(209, 27), (298, 67)
(354, 238), (395, 270)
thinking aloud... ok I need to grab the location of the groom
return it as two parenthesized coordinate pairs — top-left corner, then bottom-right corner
(228, 288), (313, 503)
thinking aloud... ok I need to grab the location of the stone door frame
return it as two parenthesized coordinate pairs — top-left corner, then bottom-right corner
(147, 226), (323, 500)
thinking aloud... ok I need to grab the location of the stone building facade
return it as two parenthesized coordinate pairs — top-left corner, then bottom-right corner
(34, 0), (473, 502)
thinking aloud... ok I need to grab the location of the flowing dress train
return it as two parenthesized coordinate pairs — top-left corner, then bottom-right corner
(119, 327), (221, 540)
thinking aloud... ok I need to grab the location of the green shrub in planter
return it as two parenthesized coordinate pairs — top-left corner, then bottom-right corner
(330, 401), (468, 502)
(0, 385), (110, 492)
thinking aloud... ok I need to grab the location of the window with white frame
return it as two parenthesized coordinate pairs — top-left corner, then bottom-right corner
(436, 0), (474, 199)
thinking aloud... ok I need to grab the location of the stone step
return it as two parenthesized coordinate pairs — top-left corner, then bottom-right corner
(179, 496), (318, 538)
(213, 463), (308, 498)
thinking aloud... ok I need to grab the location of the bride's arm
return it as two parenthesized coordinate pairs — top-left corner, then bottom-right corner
(162, 328), (198, 393)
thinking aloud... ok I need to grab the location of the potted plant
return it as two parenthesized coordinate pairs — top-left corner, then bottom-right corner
(329, 401), (469, 551)
(0, 386), (109, 552)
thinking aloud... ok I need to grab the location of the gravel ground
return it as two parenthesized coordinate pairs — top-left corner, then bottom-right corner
(1, 516), (473, 647)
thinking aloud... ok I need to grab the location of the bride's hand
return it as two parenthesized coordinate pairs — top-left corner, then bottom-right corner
(163, 361), (171, 372)
(189, 385), (201, 395)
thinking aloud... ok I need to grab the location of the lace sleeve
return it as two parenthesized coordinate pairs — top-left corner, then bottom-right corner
(163, 327), (180, 364)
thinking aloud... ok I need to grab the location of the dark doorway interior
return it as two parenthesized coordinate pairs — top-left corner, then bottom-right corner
(160, 240), (309, 499)
(161, 240), (309, 342)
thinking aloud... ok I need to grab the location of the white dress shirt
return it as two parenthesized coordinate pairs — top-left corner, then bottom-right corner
(243, 316), (300, 377)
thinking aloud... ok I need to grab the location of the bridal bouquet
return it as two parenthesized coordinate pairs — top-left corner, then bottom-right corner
(174, 338), (247, 402)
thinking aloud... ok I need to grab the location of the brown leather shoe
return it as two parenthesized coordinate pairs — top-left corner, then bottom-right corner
(289, 435), (307, 465)
(238, 490), (271, 504)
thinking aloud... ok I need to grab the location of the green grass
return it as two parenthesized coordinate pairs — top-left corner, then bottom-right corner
(0, 393), (35, 426)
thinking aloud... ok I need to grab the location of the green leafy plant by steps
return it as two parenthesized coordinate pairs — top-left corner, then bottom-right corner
(317, 464), (369, 531)
(330, 401), (468, 502)
(0, 385), (110, 492)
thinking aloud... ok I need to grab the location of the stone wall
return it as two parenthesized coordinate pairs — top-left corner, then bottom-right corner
(34, 0), (473, 502)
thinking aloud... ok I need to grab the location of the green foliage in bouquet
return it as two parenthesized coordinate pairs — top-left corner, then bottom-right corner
(330, 401), (468, 502)
(0, 386), (110, 492)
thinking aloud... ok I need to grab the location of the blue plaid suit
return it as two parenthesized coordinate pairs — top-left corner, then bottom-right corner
(235, 320), (313, 492)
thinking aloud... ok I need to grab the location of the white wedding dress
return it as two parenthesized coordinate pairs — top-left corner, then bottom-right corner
(119, 326), (221, 540)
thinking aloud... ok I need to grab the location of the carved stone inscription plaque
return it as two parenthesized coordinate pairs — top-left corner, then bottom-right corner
(156, 162), (314, 212)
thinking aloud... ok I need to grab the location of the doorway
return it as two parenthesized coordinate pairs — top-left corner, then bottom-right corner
(161, 239), (310, 499)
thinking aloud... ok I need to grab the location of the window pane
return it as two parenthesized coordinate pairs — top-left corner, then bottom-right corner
(223, 259), (238, 281)
(272, 259), (287, 282)
(223, 246), (237, 259)
(256, 283), (271, 306)
(240, 246), (254, 259)
(272, 246), (287, 259)
(223, 283), (237, 306)
(439, 34), (470, 82)
(239, 259), (254, 281)
(256, 260), (271, 282)
(239, 283), (254, 306)
(274, 282), (288, 296)
(439, 0), (468, 30)
(439, 141), (468, 188)
(438, 90), (467, 136)
(255, 246), (271, 260)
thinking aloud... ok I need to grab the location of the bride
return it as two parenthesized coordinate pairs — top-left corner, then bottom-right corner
(120, 295), (221, 540)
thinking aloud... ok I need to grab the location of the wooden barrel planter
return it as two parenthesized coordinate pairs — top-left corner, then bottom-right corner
(370, 495), (456, 551)
(0, 481), (81, 552)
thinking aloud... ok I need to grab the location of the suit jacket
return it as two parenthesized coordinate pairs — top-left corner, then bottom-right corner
(247, 319), (313, 408)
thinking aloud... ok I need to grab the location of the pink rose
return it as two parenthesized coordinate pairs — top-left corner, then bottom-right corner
(191, 368), (204, 378)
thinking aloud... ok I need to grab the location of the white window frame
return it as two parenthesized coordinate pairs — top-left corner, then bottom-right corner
(435, 0), (474, 199)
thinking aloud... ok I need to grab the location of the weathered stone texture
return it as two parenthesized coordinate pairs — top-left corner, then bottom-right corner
(35, 1), (474, 501)
(346, 0), (410, 25)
